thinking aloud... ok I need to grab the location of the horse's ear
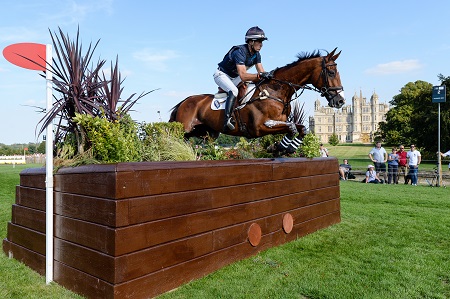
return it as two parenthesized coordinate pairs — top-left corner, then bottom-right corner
(331, 50), (342, 61)
(327, 47), (337, 59)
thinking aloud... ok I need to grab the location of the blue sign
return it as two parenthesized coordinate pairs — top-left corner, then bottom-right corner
(432, 85), (446, 103)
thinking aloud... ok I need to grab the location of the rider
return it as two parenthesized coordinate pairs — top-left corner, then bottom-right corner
(214, 26), (272, 131)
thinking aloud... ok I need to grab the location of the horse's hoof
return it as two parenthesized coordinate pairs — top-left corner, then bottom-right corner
(285, 145), (297, 154)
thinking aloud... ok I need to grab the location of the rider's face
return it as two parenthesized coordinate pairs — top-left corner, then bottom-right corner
(252, 40), (263, 52)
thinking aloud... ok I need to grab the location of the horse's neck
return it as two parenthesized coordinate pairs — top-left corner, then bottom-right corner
(275, 59), (319, 95)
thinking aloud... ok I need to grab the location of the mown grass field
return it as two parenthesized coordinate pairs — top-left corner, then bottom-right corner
(1, 153), (449, 298)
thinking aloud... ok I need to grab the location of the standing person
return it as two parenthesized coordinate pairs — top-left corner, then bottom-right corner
(387, 147), (399, 184)
(396, 145), (408, 184)
(365, 165), (382, 184)
(214, 26), (271, 131)
(319, 143), (329, 157)
(440, 149), (450, 171)
(407, 144), (421, 186)
(369, 141), (388, 182)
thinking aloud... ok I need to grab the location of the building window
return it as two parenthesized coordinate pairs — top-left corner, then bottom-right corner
(328, 126), (332, 132)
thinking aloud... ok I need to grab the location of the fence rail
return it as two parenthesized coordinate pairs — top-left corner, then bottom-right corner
(0, 155), (26, 164)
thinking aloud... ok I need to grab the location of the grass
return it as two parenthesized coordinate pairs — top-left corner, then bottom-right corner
(1, 158), (450, 298)
(0, 164), (83, 299)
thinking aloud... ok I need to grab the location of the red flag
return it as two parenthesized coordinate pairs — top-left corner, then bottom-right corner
(3, 43), (46, 71)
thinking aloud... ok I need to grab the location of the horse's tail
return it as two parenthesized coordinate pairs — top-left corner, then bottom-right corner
(169, 101), (183, 122)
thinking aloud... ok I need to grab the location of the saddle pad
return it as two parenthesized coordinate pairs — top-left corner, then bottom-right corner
(210, 84), (256, 111)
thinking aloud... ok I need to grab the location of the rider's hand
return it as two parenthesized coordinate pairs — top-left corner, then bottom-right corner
(260, 72), (273, 80)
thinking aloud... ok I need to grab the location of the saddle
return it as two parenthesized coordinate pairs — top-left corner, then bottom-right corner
(216, 82), (248, 100)
(211, 82), (255, 111)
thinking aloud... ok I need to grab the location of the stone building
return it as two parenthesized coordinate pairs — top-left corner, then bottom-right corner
(309, 90), (390, 143)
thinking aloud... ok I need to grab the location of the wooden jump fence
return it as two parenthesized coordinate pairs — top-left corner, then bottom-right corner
(3, 157), (340, 298)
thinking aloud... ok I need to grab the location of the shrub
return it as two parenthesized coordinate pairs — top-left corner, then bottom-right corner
(299, 133), (321, 158)
(71, 113), (141, 163)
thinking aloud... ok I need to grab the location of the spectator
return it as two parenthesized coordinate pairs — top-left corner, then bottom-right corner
(319, 143), (329, 157)
(339, 159), (352, 180)
(364, 164), (382, 184)
(369, 141), (387, 182)
(440, 150), (450, 171)
(396, 145), (408, 184)
(387, 147), (399, 184)
(407, 144), (421, 186)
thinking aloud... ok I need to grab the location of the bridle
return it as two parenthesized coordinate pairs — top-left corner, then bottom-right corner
(251, 56), (343, 105)
(239, 56), (344, 114)
(318, 58), (344, 103)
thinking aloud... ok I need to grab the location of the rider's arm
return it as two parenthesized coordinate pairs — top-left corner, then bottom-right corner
(255, 63), (265, 74)
(236, 64), (259, 82)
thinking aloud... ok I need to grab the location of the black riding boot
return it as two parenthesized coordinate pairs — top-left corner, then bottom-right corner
(223, 91), (236, 131)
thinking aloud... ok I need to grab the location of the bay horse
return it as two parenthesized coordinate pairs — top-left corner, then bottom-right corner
(170, 48), (345, 154)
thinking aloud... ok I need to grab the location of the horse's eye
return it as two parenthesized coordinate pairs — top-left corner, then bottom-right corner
(328, 70), (336, 77)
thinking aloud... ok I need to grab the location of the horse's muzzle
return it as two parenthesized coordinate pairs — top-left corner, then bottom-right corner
(327, 90), (345, 109)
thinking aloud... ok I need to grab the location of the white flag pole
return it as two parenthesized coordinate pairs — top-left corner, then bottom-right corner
(45, 44), (54, 284)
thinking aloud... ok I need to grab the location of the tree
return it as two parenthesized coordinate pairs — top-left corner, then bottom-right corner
(328, 133), (339, 146)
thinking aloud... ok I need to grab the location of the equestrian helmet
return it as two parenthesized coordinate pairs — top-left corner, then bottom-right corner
(245, 26), (268, 42)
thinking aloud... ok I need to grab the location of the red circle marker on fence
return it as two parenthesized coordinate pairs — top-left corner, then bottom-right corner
(282, 213), (294, 233)
(248, 223), (262, 247)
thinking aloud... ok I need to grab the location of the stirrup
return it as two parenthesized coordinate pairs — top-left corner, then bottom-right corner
(225, 118), (235, 130)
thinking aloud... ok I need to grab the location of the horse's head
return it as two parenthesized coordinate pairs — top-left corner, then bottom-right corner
(315, 48), (345, 109)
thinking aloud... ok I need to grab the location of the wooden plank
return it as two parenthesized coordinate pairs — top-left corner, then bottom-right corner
(54, 172), (117, 199)
(54, 238), (115, 283)
(114, 162), (274, 199)
(16, 186), (46, 211)
(54, 261), (114, 299)
(19, 167), (46, 189)
(2, 239), (46, 275)
(54, 215), (116, 254)
(12, 205), (45, 232)
(55, 193), (129, 227)
(6, 223), (45, 255)
(127, 175), (337, 224)
(272, 157), (339, 179)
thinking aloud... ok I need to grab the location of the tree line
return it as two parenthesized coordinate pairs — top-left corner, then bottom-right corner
(376, 74), (450, 158)
(0, 142), (46, 156)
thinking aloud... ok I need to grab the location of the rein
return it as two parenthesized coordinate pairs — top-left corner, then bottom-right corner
(250, 55), (344, 106)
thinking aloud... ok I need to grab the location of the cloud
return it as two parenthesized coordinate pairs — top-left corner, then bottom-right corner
(0, 27), (42, 42)
(41, 0), (113, 26)
(133, 49), (180, 72)
(365, 59), (423, 75)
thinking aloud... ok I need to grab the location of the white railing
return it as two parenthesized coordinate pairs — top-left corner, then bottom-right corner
(0, 155), (26, 164)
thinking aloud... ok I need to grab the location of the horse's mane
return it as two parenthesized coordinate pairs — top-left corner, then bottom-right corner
(283, 49), (322, 69)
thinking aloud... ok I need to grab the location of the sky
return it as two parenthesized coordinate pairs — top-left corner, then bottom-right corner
(1, 0), (449, 145)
